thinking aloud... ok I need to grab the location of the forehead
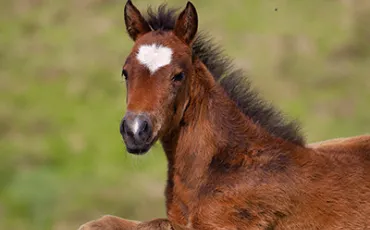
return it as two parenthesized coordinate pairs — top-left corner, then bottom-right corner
(127, 31), (191, 74)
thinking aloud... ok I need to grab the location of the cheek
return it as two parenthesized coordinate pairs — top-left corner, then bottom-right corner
(168, 80), (187, 110)
(171, 81), (189, 118)
(157, 86), (177, 116)
(144, 84), (176, 127)
(150, 84), (180, 129)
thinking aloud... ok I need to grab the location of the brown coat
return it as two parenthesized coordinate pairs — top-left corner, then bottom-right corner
(78, 1), (370, 230)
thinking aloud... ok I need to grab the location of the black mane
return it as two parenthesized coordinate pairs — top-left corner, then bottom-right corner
(145, 5), (305, 146)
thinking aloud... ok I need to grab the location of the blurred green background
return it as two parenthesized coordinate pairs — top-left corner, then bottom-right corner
(1, 0), (370, 229)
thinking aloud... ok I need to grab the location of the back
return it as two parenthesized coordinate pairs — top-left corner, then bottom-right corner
(309, 135), (370, 151)
(281, 135), (370, 229)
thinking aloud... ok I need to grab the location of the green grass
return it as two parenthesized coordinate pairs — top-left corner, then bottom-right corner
(1, 0), (370, 229)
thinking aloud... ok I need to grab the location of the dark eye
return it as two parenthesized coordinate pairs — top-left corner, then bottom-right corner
(172, 72), (185, 82)
(121, 69), (128, 80)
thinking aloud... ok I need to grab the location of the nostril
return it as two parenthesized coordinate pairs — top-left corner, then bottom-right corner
(120, 120), (125, 135)
(142, 121), (148, 133)
(138, 121), (148, 137)
(138, 120), (152, 141)
(122, 120), (134, 138)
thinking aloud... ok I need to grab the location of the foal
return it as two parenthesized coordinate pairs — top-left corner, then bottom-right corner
(79, 1), (370, 229)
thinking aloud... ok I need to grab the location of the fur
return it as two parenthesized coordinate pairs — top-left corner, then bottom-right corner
(145, 4), (305, 145)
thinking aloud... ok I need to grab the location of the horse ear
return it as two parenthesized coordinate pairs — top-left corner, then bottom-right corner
(174, 1), (198, 45)
(124, 0), (151, 41)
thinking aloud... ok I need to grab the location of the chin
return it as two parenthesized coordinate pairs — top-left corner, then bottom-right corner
(126, 145), (151, 155)
(125, 137), (157, 155)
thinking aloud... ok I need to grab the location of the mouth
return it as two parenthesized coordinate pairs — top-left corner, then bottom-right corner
(125, 136), (158, 155)
(126, 145), (151, 155)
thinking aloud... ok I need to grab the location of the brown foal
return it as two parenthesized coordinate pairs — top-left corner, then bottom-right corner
(79, 1), (370, 229)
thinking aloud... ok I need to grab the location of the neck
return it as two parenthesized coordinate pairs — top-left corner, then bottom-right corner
(160, 59), (301, 190)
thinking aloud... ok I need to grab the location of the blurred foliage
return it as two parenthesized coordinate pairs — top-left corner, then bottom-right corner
(0, 0), (369, 229)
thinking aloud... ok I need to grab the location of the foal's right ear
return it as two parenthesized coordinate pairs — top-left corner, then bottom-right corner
(124, 0), (151, 41)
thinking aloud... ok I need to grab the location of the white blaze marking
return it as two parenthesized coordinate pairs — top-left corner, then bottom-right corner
(133, 119), (140, 134)
(136, 44), (173, 74)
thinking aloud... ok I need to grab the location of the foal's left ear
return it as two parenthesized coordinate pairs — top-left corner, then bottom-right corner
(124, 0), (151, 41)
(174, 1), (198, 45)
